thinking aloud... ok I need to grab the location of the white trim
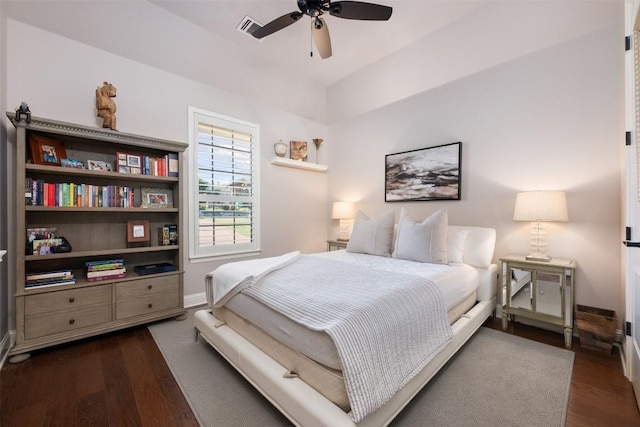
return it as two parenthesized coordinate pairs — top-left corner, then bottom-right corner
(184, 292), (207, 309)
(0, 330), (15, 369)
(187, 106), (261, 260)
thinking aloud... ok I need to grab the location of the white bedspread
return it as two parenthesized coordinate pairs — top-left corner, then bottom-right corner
(224, 254), (453, 423)
(208, 251), (302, 307)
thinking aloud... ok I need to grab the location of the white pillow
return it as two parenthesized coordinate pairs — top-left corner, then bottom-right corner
(346, 210), (395, 257)
(392, 208), (448, 264)
(447, 228), (470, 264)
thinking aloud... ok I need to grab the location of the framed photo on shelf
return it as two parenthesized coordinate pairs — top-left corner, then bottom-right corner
(29, 135), (67, 166)
(116, 151), (142, 174)
(87, 159), (113, 171)
(141, 187), (173, 208)
(127, 220), (150, 247)
(290, 140), (308, 161)
(385, 141), (462, 202)
(60, 158), (86, 169)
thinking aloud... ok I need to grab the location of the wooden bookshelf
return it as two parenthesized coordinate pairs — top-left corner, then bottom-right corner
(7, 112), (188, 361)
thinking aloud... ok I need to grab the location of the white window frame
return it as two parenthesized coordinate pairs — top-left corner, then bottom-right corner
(188, 106), (260, 260)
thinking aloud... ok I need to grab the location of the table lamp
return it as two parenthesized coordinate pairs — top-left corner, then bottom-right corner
(332, 201), (355, 241)
(513, 190), (568, 262)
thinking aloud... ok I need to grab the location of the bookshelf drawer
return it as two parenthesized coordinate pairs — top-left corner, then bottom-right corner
(25, 286), (112, 315)
(115, 291), (180, 320)
(25, 304), (112, 339)
(115, 275), (179, 299)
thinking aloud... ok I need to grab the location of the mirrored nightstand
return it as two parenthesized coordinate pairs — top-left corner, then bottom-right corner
(501, 255), (577, 348)
(326, 240), (348, 251)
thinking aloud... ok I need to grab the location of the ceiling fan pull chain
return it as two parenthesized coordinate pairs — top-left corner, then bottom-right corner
(310, 22), (313, 57)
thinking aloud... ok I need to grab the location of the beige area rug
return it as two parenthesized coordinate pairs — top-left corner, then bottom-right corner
(148, 310), (574, 427)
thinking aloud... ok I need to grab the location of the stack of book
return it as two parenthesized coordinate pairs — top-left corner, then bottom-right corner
(85, 259), (126, 282)
(25, 269), (76, 289)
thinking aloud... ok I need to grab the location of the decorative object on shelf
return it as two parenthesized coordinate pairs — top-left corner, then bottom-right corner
(29, 134), (67, 166)
(332, 201), (355, 241)
(385, 142), (462, 202)
(290, 140), (308, 161)
(127, 220), (150, 247)
(95, 81), (117, 130)
(513, 190), (568, 262)
(60, 158), (86, 169)
(87, 159), (113, 171)
(141, 187), (173, 208)
(15, 102), (31, 123)
(116, 151), (142, 174)
(274, 140), (288, 157)
(312, 138), (323, 164)
(134, 262), (177, 275)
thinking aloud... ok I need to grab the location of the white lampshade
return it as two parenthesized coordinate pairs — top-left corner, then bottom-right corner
(513, 191), (568, 262)
(513, 191), (568, 222)
(332, 202), (355, 241)
(332, 202), (355, 219)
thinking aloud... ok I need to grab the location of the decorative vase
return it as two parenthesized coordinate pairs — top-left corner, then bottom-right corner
(312, 138), (324, 164)
(274, 140), (287, 157)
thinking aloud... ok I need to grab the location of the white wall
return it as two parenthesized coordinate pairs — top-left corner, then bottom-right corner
(4, 20), (329, 320)
(327, 22), (624, 317)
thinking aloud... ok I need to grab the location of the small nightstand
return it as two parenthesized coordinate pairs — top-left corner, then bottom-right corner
(500, 255), (577, 348)
(326, 240), (348, 251)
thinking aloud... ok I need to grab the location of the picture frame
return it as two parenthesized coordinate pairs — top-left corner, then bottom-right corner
(60, 158), (86, 169)
(87, 159), (113, 171)
(385, 142), (462, 202)
(290, 141), (308, 161)
(116, 151), (143, 174)
(141, 187), (173, 208)
(29, 134), (67, 166)
(127, 220), (150, 246)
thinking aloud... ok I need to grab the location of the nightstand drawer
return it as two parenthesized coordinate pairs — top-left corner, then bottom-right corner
(25, 304), (112, 339)
(25, 286), (112, 315)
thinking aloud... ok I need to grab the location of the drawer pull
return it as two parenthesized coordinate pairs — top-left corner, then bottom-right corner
(69, 319), (75, 325)
(148, 303), (153, 308)
(148, 285), (153, 290)
(69, 297), (75, 303)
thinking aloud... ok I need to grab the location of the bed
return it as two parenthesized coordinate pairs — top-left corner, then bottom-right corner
(194, 212), (497, 427)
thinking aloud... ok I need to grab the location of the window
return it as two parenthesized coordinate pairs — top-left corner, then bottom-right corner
(188, 107), (260, 259)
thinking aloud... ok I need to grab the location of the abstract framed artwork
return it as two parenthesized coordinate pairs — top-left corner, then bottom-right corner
(385, 142), (462, 202)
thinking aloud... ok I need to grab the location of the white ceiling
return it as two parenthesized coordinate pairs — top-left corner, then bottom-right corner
(149, 1), (485, 87)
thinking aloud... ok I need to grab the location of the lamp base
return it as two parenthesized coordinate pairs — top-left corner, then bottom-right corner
(525, 254), (551, 262)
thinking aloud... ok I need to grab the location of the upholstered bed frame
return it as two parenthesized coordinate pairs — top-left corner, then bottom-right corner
(193, 226), (497, 426)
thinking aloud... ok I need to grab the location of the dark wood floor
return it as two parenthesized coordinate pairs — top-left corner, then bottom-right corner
(1, 317), (639, 426)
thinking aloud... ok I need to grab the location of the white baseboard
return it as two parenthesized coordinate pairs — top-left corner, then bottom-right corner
(184, 292), (207, 309)
(0, 330), (16, 369)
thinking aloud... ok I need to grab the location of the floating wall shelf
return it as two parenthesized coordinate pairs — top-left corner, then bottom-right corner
(270, 157), (328, 173)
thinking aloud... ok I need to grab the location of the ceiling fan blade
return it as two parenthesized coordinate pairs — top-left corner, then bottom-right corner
(329, 1), (392, 20)
(252, 11), (304, 39)
(312, 18), (332, 59)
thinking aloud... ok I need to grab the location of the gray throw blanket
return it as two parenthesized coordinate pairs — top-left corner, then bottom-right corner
(241, 255), (453, 422)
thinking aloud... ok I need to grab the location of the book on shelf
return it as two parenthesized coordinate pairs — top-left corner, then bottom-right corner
(86, 272), (126, 282)
(86, 267), (126, 279)
(25, 269), (73, 281)
(168, 152), (179, 177)
(85, 259), (124, 271)
(25, 278), (77, 288)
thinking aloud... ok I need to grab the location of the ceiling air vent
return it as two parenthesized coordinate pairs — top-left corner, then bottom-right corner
(237, 16), (263, 41)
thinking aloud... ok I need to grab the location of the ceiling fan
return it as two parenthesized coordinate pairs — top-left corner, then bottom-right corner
(252, 0), (393, 59)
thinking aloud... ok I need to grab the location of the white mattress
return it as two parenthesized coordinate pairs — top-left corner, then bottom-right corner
(219, 251), (479, 370)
